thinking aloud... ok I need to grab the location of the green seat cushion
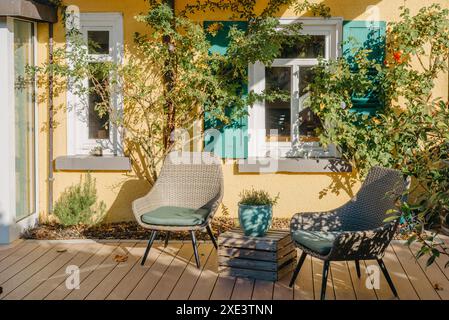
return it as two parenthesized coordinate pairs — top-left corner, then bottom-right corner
(291, 230), (340, 255)
(140, 206), (210, 226)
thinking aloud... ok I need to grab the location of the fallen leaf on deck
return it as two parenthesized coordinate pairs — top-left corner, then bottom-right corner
(433, 283), (443, 291)
(56, 249), (67, 253)
(114, 254), (128, 263)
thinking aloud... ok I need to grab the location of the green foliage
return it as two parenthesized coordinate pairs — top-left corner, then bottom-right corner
(53, 174), (106, 226)
(307, 4), (449, 266)
(239, 188), (280, 206)
(295, 0), (331, 18)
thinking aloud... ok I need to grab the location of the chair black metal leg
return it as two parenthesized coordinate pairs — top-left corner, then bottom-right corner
(289, 251), (307, 287)
(190, 231), (201, 268)
(164, 231), (170, 248)
(206, 225), (218, 249)
(377, 258), (398, 298)
(141, 231), (157, 266)
(320, 261), (330, 300)
(355, 260), (361, 278)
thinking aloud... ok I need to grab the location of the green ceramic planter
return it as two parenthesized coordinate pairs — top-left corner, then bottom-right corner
(238, 204), (273, 237)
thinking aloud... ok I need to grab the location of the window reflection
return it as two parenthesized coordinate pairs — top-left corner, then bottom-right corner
(265, 67), (291, 142)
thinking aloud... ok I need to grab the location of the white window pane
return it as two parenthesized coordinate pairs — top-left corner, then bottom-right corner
(88, 63), (110, 139)
(88, 30), (109, 54)
(280, 35), (326, 59)
(297, 66), (321, 142)
(265, 67), (291, 142)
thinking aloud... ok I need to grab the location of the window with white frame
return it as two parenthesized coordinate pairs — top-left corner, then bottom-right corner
(67, 13), (123, 156)
(248, 19), (342, 158)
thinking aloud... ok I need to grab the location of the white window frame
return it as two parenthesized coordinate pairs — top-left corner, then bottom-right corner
(67, 12), (124, 156)
(248, 18), (343, 158)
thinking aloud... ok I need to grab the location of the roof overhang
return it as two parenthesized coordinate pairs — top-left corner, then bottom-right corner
(0, 0), (57, 23)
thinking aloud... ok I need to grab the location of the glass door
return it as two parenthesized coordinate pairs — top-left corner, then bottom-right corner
(14, 20), (36, 221)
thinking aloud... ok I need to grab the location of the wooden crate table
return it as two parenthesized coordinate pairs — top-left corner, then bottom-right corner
(218, 229), (297, 281)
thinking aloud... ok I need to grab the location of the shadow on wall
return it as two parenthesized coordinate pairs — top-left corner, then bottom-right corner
(230, 161), (358, 200)
(105, 178), (151, 222)
(318, 170), (358, 199)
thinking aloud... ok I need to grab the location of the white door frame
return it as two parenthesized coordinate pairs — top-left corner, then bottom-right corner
(0, 17), (39, 244)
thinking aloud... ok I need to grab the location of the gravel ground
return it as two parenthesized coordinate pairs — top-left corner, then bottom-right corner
(22, 218), (427, 241)
(22, 217), (291, 241)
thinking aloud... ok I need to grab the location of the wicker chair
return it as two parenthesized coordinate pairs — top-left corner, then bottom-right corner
(288, 166), (407, 300)
(132, 151), (224, 268)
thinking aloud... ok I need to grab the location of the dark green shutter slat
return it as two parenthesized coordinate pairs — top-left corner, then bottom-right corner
(343, 20), (386, 111)
(203, 21), (248, 159)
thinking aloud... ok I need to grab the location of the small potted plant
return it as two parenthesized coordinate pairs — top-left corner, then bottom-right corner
(238, 188), (279, 237)
(90, 146), (103, 157)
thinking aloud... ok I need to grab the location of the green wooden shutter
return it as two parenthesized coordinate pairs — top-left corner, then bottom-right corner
(343, 20), (386, 115)
(203, 21), (248, 159)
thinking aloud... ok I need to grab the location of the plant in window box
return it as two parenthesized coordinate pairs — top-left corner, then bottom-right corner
(90, 146), (103, 157)
(238, 189), (279, 237)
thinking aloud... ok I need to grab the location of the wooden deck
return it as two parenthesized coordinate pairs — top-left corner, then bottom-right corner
(1, 238), (448, 300)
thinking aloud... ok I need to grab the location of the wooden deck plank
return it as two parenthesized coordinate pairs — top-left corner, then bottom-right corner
(438, 234), (449, 246)
(106, 243), (161, 300)
(251, 280), (274, 300)
(0, 240), (26, 262)
(346, 260), (377, 300)
(408, 242), (449, 300)
(362, 260), (385, 300)
(23, 243), (102, 300)
(0, 240), (445, 300)
(4, 243), (85, 300)
(85, 242), (140, 300)
(231, 277), (254, 300)
(0, 243), (63, 299)
(168, 243), (213, 300)
(312, 257), (335, 300)
(272, 271), (294, 300)
(45, 242), (116, 300)
(293, 253), (314, 300)
(0, 239), (23, 250)
(0, 243), (53, 285)
(390, 241), (440, 300)
(434, 237), (449, 281)
(148, 243), (194, 300)
(0, 242), (40, 273)
(209, 275), (236, 300)
(189, 246), (219, 300)
(126, 243), (182, 300)
(64, 242), (124, 300)
(331, 261), (356, 300)
(377, 245), (419, 300)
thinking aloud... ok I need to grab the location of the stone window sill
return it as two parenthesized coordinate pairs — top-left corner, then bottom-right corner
(55, 156), (131, 171)
(238, 157), (352, 173)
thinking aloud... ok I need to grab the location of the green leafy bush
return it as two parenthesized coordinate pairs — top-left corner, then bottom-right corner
(53, 174), (106, 226)
(239, 189), (279, 206)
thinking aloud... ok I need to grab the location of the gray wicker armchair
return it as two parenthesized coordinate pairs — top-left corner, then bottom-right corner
(132, 152), (224, 268)
(289, 166), (407, 300)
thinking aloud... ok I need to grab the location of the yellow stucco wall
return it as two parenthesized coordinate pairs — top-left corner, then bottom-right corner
(36, 0), (449, 223)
